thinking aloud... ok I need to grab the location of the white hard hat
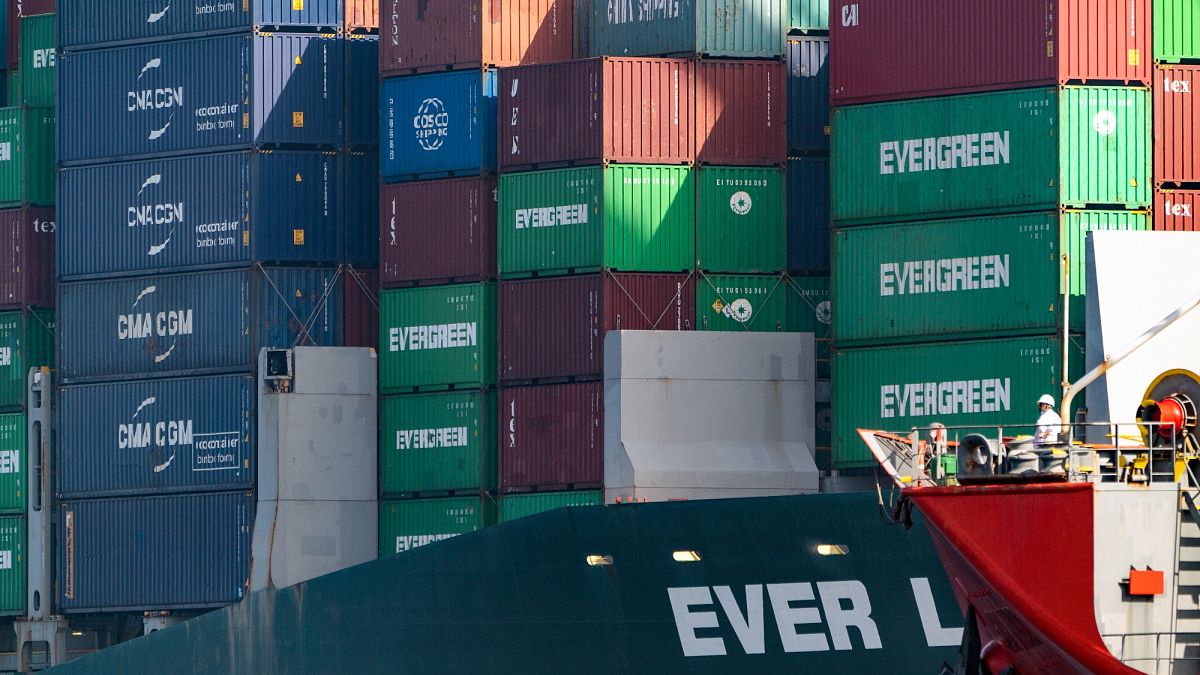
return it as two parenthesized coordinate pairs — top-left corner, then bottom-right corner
(1037, 394), (1055, 406)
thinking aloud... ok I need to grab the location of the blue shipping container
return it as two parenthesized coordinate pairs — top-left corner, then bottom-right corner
(59, 0), (342, 51)
(787, 156), (830, 274)
(58, 267), (341, 383)
(58, 151), (343, 279)
(343, 151), (379, 267)
(345, 35), (379, 149)
(380, 70), (497, 182)
(58, 492), (253, 612)
(786, 37), (829, 153)
(58, 33), (344, 165)
(58, 374), (255, 498)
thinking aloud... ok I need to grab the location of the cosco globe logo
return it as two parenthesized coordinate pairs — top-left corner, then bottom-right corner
(413, 98), (449, 151)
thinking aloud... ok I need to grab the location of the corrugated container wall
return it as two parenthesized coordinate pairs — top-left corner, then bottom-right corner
(58, 267), (340, 383)
(499, 490), (602, 521)
(58, 492), (254, 612)
(786, 275), (831, 379)
(830, 0), (1150, 106)
(345, 36), (380, 150)
(498, 165), (695, 278)
(379, 0), (572, 75)
(59, 0), (341, 50)
(7, 0), (55, 70)
(500, 382), (602, 492)
(344, 0), (379, 32)
(786, 37), (829, 154)
(0, 413), (27, 512)
(831, 87), (1151, 226)
(0, 516), (24, 615)
(343, 151), (380, 267)
(696, 167), (785, 273)
(0, 207), (54, 308)
(590, 0), (785, 58)
(341, 267), (379, 349)
(500, 273), (694, 383)
(0, 107), (53, 207)
(696, 273), (788, 332)
(1156, 190), (1199, 230)
(787, 157), (830, 274)
(833, 211), (1149, 346)
(378, 283), (497, 393)
(59, 34), (344, 166)
(378, 496), (494, 557)
(498, 58), (695, 171)
(1155, 66), (1199, 186)
(17, 14), (54, 107)
(379, 390), (497, 496)
(380, 177), (497, 287)
(58, 152), (343, 279)
(696, 60), (786, 166)
(1154, 0), (1200, 62)
(833, 336), (1085, 467)
(0, 309), (53, 409)
(58, 375), (256, 499)
(380, 70), (497, 181)
(789, 0), (828, 31)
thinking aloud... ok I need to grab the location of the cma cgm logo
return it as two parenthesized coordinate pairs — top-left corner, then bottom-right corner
(117, 285), (194, 364)
(841, 3), (859, 26)
(413, 98), (449, 151)
(127, 58), (184, 141)
(118, 396), (193, 473)
(129, 174), (182, 256)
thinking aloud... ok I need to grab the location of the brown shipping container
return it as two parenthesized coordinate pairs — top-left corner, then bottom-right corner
(1155, 66), (1198, 186)
(830, 0), (1151, 106)
(341, 268), (379, 349)
(499, 58), (695, 171)
(696, 60), (786, 166)
(8, 0), (56, 70)
(500, 273), (694, 383)
(380, 178), (497, 287)
(380, 0), (572, 75)
(345, 0), (379, 32)
(1155, 189), (1199, 231)
(500, 381), (602, 492)
(0, 208), (54, 309)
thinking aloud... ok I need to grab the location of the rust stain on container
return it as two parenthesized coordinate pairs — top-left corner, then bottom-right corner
(500, 381), (603, 492)
(380, 178), (497, 287)
(1155, 66), (1198, 186)
(1155, 189), (1199, 231)
(696, 60), (786, 166)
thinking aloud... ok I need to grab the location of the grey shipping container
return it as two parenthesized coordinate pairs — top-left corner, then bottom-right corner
(58, 492), (254, 612)
(58, 151), (343, 279)
(787, 157), (830, 274)
(59, 1), (342, 51)
(58, 375), (255, 498)
(59, 33), (344, 166)
(786, 37), (829, 153)
(59, 267), (340, 383)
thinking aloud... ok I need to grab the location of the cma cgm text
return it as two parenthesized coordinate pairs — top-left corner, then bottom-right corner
(880, 131), (1010, 175)
(118, 311), (194, 340)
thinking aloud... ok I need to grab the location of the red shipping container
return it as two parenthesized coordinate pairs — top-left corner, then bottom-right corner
(1155, 66), (1199, 186)
(0, 208), (54, 309)
(7, 0), (56, 70)
(380, 0), (572, 75)
(1155, 189), (1199, 231)
(500, 273), (695, 383)
(696, 60), (786, 166)
(380, 177), (497, 287)
(830, 0), (1151, 106)
(500, 381), (602, 492)
(341, 267), (379, 349)
(499, 58), (695, 171)
(345, 0), (378, 32)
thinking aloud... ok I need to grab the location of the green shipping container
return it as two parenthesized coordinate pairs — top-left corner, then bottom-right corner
(0, 516), (24, 615)
(380, 391), (497, 497)
(379, 496), (495, 558)
(379, 283), (496, 393)
(697, 273), (788, 332)
(833, 335), (1085, 468)
(831, 87), (1150, 226)
(696, 166), (785, 273)
(790, 0), (829, 31)
(499, 490), (603, 522)
(0, 414), (25, 513)
(5, 71), (19, 108)
(18, 15), (55, 107)
(1154, 0), (1199, 62)
(785, 275), (831, 378)
(591, 0), (785, 59)
(0, 107), (54, 207)
(498, 165), (694, 278)
(0, 309), (53, 410)
(833, 211), (1150, 346)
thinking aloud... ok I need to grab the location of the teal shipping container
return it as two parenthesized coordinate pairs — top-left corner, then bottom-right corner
(590, 0), (785, 59)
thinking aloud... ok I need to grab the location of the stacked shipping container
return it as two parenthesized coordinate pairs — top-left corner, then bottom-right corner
(54, 4), (379, 613)
(1152, 3), (1200, 231)
(828, 0), (1153, 467)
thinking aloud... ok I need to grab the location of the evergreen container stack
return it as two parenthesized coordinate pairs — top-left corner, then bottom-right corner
(54, 3), (377, 614)
(829, 0), (1153, 467)
(376, 1), (572, 556)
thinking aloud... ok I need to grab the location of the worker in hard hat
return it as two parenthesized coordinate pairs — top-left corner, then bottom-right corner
(1034, 394), (1062, 445)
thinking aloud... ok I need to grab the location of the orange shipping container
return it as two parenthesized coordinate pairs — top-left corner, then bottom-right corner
(345, 0), (378, 32)
(1155, 189), (1199, 231)
(696, 60), (786, 166)
(1155, 66), (1199, 186)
